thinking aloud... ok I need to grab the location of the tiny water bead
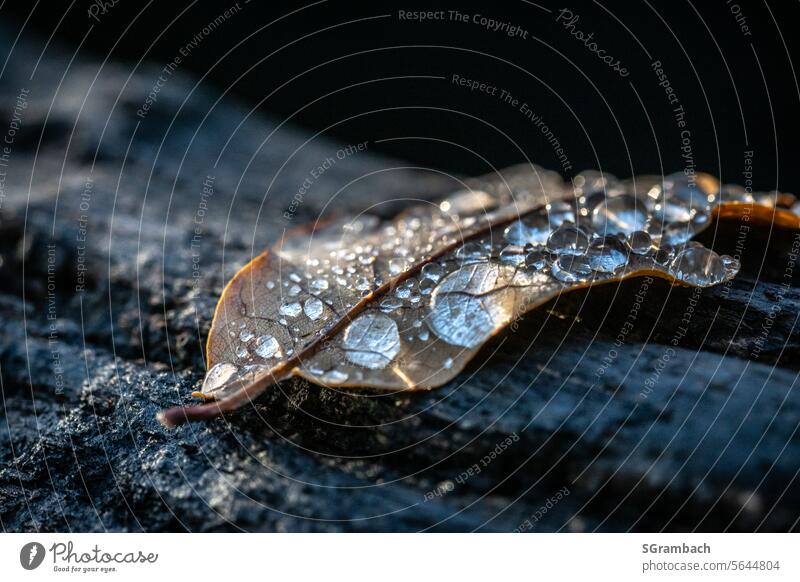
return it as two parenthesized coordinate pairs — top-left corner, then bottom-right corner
(239, 330), (255, 342)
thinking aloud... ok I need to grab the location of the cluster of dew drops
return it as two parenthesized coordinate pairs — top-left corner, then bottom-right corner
(203, 169), (767, 394)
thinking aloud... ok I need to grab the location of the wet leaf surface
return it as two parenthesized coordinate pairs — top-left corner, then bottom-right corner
(159, 165), (800, 426)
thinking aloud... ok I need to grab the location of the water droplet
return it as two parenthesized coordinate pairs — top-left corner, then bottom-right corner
(418, 328), (430, 341)
(202, 362), (239, 395)
(288, 284), (302, 297)
(443, 357), (453, 369)
(380, 297), (404, 312)
(670, 247), (728, 287)
(547, 224), (590, 256)
(289, 273), (302, 283)
(355, 277), (371, 292)
(235, 345), (249, 359)
(586, 237), (629, 273)
(396, 287), (411, 300)
(239, 330), (255, 342)
(419, 278), (436, 295)
(310, 278), (329, 292)
(254, 335), (281, 359)
(660, 222), (695, 245)
(321, 369), (349, 384)
(279, 302), (302, 317)
(455, 241), (490, 263)
(266, 280), (275, 289)
(343, 312), (401, 369)
(389, 258), (406, 275)
(427, 264), (516, 348)
(499, 244), (526, 265)
(504, 214), (550, 246)
(304, 297), (324, 321)
(524, 249), (548, 271)
(546, 201), (577, 227)
(721, 255), (740, 276)
(551, 255), (593, 283)
(628, 230), (653, 255)
(421, 262), (444, 281)
(591, 194), (648, 236)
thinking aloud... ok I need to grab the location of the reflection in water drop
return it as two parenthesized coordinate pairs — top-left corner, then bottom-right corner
(279, 302), (302, 317)
(551, 255), (593, 283)
(343, 312), (401, 369)
(202, 362), (239, 396)
(591, 195), (648, 236)
(547, 224), (589, 256)
(524, 249), (548, 271)
(254, 335), (281, 359)
(427, 264), (517, 348)
(304, 297), (324, 320)
(499, 244), (526, 265)
(628, 230), (653, 255)
(670, 247), (729, 287)
(586, 237), (629, 273)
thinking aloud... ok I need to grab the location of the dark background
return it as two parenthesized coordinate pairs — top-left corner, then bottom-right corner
(5, 0), (799, 189)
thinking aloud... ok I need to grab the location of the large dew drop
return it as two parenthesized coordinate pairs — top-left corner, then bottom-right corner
(342, 312), (401, 369)
(591, 195), (648, 236)
(546, 224), (589, 256)
(586, 236), (629, 273)
(670, 247), (729, 287)
(427, 263), (516, 348)
(254, 335), (281, 359)
(303, 297), (324, 321)
(202, 362), (240, 397)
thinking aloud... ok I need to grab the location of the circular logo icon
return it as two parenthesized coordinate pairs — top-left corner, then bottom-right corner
(20, 542), (46, 570)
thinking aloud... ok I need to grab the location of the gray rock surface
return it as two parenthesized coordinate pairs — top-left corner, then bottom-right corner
(1, 28), (799, 532)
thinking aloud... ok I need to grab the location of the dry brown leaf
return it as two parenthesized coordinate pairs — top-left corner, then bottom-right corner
(159, 164), (800, 427)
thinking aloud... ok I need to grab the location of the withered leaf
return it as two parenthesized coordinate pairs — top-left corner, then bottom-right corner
(159, 165), (800, 426)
